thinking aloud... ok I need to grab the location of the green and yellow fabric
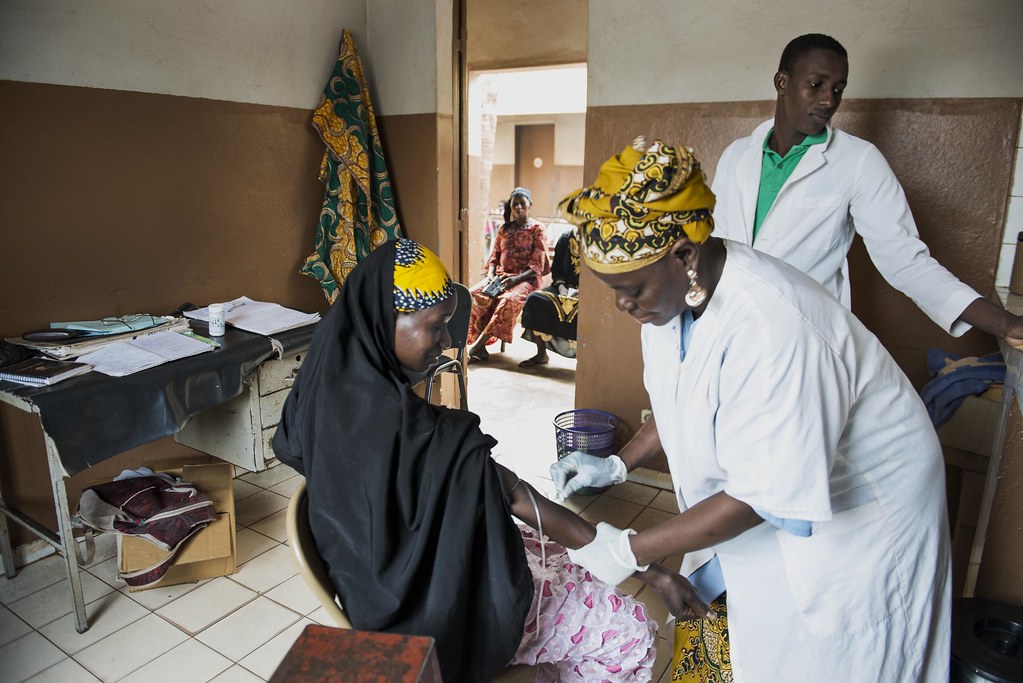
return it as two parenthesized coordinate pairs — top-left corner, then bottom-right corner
(301, 29), (403, 303)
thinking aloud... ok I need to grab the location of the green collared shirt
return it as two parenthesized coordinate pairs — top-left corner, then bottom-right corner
(752, 128), (829, 242)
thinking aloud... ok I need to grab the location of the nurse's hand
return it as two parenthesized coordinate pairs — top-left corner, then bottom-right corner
(1003, 314), (1023, 352)
(640, 564), (716, 620)
(567, 522), (648, 585)
(550, 451), (628, 500)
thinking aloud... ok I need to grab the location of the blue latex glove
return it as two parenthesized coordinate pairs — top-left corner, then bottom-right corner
(550, 451), (627, 500)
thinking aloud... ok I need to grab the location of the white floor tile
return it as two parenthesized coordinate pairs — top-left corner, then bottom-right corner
(119, 638), (232, 683)
(0, 631), (67, 682)
(231, 545), (297, 594)
(156, 577), (255, 634)
(121, 578), (207, 611)
(86, 556), (123, 589)
(0, 554), (68, 605)
(73, 613), (188, 682)
(649, 490), (681, 514)
(237, 464), (299, 490)
(306, 605), (337, 627)
(8, 572), (116, 629)
(268, 475), (304, 500)
(235, 528), (280, 567)
(195, 596), (300, 662)
(248, 509), (288, 543)
(25, 656), (101, 682)
(0, 604), (31, 647)
(630, 507), (676, 533)
(38, 591), (149, 655)
(604, 480), (660, 506)
(265, 575), (320, 616)
(209, 665), (264, 683)
(231, 479), (262, 503)
(237, 617), (313, 679)
(80, 533), (118, 570)
(234, 490), (290, 527)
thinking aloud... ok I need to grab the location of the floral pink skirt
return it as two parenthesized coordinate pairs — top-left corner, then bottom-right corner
(509, 527), (658, 682)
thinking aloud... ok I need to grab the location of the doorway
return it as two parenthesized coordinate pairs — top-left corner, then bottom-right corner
(462, 64), (587, 480)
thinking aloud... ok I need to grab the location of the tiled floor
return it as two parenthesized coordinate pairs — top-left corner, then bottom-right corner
(1, 331), (683, 682)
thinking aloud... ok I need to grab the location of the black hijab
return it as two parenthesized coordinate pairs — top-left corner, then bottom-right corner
(273, 241), (531, 682)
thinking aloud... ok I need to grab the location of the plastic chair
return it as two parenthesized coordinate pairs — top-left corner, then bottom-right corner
(424, 282), (470, 410)
(286, 480), (352, 628)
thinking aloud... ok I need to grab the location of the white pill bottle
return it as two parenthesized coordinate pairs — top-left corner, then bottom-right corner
(208, 303), (226, 337)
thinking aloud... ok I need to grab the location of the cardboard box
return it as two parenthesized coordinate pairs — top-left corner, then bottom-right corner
(936, 389), (1002, 458)
(118, 462), (236, 591)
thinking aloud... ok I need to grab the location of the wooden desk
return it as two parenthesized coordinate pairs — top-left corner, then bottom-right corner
(270, 625), (443, 683)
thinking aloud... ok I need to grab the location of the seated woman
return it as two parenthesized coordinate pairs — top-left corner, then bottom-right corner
(519, 228), (581, 368)
(272, 238), (670, 683)
(467, 187), (550, 362)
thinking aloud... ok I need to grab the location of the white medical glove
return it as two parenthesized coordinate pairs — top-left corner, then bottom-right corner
(549, 451), (627, 500)
(567, 522), (649, 586)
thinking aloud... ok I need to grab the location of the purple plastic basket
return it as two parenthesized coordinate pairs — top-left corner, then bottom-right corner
(554, 409), (620, 460)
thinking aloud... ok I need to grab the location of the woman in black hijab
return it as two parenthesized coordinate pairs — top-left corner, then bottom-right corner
(273, 239), (673, 683)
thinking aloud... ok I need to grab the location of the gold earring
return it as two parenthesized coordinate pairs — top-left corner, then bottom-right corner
(684, 268), (707, 307)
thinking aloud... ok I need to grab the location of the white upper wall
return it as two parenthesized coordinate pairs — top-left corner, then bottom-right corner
(0, 0), (367, 109)
(588, 0), (1023, 106)
(365, 0), (451, 116)
(0, 0), (449, 115)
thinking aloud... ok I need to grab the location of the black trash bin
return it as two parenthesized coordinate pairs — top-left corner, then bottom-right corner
(951, 598), (1023, 682)
(553, 409), (620, 496)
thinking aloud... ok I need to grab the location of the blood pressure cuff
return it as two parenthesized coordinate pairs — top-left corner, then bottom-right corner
(74, 475), (217, 585)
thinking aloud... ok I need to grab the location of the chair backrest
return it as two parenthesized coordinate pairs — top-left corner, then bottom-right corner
(286, 480), (352, 629)
(447, 282), (472, 352)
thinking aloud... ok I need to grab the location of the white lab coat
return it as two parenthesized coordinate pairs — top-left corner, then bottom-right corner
(642, 242), (950, 682)
(712, 119), (979, 335)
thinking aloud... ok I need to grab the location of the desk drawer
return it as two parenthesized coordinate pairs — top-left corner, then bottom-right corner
(258, 353), (304, 396)
(259, 388), (289, 431)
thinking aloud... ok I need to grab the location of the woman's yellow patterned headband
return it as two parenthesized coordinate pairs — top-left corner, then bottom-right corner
(559, 138), (715, 274)
(393, 239), (454, 312)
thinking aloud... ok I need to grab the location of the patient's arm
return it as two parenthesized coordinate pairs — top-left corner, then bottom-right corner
(496, 462), (596, 549)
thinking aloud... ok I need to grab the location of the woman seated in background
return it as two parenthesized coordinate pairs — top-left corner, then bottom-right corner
(467, 187), (550, 362)
(519, 227), (581, 368)
(272, 238), (670, 683)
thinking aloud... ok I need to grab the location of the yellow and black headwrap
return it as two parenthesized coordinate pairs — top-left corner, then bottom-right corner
(393, 239), (454, 312)
(559, 137), (715, 274)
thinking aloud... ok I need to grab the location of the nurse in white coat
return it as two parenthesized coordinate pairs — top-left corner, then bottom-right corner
(713, 33), (1023, 349)
(556, 138), (951, 682)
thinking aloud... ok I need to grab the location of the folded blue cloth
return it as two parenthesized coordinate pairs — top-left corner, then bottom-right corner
(920, 350), (1004, 427)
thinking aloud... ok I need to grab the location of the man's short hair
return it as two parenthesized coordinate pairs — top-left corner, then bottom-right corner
(778, 34), (848, 73)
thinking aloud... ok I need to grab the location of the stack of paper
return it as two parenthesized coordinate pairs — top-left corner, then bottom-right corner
(76, 330), (216, 377)
(185, 297), (320, 336)
(5, 317), (189, 360)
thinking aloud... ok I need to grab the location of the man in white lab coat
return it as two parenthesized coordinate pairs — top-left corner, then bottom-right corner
(712, 33), (1023, 348)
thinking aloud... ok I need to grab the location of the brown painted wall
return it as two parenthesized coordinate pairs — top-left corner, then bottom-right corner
(0, 80), (331, 339)
(377, 112), (456, 274)
(0, 81), (449, 546)
(578, 99), (1021, 454)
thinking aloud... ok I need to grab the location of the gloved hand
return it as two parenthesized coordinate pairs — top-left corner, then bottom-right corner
(567, 522), (649, 585)
(549, 451), (627, 500)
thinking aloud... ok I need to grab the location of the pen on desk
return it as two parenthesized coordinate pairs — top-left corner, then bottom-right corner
(183, 331), (221, 348)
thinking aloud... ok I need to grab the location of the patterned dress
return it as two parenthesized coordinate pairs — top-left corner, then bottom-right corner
(468, 221), (550, 345)
(509, 527), (658, 682)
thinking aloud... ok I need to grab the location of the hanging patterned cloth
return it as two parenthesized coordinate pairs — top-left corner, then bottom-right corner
(301, 29), (403, 303)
